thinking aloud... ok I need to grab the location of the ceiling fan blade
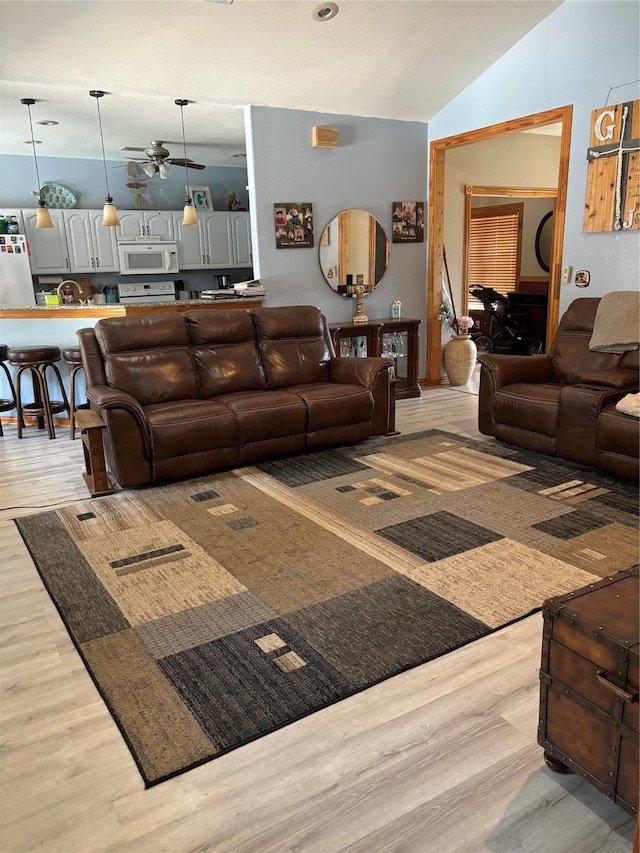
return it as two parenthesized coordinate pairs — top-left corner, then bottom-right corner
(120, 146), (147, 152)
(168, 158), (206, 170)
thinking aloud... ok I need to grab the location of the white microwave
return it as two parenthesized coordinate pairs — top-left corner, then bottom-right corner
(117, 241), (179, 275)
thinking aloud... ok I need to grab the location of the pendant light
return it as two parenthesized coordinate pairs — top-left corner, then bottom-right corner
(89, 90), (120, 226)
(21, 98), (54, 228)
(176, 99), (198, 226)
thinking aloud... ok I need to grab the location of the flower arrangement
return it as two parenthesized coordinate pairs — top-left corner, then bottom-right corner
(438, 302), (475, 336)
(454, 316), (474, 335)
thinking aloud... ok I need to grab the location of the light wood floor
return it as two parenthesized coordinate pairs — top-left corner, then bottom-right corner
(0, 373), (635, 853)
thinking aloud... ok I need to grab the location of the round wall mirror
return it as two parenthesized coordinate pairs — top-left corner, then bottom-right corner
(319, 209), (389, 295)
(535, 210), (554, 273)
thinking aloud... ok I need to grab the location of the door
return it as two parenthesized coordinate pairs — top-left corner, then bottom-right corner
(145, 210), (174, 240)
(201, 212), (233, 268)
(22, 209), (70, 274)
(63, 210), (95, 272)
(231, 212), (252, 267)
(116, 210), (146, 240)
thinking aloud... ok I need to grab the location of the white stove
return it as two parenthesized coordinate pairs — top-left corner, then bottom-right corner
(117, 281), (177, 304)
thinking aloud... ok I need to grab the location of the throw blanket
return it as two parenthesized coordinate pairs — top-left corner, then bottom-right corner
(589, 290), (640, 353)
(616, 392), (640, 418)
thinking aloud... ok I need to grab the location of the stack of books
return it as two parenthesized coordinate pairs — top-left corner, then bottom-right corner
(235, 280), (267, 297)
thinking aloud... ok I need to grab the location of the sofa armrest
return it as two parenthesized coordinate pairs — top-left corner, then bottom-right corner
(330, 357), (392, 435)
(329, 356), (392, 388)
(579, 369), (640, 390)
(86, 384), (151, 458)
(478, 353), (554, 388)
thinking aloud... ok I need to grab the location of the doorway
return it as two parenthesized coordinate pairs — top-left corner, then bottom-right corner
(426, 105), (573, 385)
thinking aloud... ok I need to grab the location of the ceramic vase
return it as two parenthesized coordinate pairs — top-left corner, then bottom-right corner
(443, 334), (477, 386)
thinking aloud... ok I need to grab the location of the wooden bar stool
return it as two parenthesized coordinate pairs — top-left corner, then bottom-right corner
(63, 346), (88, 440)
(8, 346), (70, 440)
(0, 344), (20, 436)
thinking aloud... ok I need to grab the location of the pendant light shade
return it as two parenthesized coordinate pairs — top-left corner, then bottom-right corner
(90, 90), (121, 227)
(176, 98), (198, 226)
(21, 98), (54, 228)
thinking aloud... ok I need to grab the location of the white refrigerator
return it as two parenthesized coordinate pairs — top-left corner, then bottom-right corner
(0, 234), (35, 306)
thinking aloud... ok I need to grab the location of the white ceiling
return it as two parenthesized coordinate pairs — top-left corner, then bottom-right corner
(0, 0), (563, 168)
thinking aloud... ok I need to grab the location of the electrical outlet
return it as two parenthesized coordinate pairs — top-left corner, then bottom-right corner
(575, 270), (591, 287)
(563, 265), (572, 283)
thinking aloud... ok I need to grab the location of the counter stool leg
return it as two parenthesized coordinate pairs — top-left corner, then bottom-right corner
(41, 362), (70, 440)
(0, 359), (21, 436)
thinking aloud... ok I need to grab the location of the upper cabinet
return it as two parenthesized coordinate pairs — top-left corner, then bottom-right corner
(172, 210), (251, 269)
(116, 210), (175, 241)
(22, 210), (70, 274)
(231, 212), (252, 267)
(63, 210), (119, 273)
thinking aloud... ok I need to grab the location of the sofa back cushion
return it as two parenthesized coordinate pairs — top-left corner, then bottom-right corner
(185, 309), (267, 397)
(94, 314), (200, 405)
(549, 298), (622, 385)
(253, 306), (332, 389)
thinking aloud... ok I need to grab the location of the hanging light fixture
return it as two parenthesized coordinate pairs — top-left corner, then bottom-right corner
(176, 99), (198, 226)
(21, 98), (54, 228)
(89, 90), (120, 226)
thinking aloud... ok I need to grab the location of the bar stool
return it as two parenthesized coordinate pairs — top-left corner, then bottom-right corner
(8, 346), (70, 440)
(63, 347), (88, 440)
(0, 345), (20, 436)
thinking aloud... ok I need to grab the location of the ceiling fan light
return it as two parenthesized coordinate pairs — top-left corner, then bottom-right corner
(102, 198), (121, 227)
(183, 200), (198, 226)
(35, 200), (54, 229)
(159, 162), (170, 179)
(143, 162), (156, 178)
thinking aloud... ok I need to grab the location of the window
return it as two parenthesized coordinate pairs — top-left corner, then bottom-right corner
(467, 203), (523, 308)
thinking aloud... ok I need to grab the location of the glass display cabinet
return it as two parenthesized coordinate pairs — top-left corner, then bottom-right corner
(328, 317), (421, 398)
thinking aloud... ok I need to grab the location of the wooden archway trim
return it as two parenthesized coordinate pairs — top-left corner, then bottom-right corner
(426, 104), (573, 385)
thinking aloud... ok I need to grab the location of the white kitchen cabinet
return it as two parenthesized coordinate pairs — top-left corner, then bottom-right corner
(231, 211), (252, 267)
(63, 210), (119, 273)
(172, 210), (251, 270)
(116, 210), (174, 241)
(22, 209), (70, 274)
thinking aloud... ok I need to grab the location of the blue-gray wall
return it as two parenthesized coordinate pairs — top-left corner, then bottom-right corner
(0, 154), (249, 212)
(428, 0), (640, 314)
(246, 106), (428, 331)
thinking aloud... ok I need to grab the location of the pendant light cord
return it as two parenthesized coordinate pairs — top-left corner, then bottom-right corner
(93, 94), (112, 199)
(24, 101), (43, 199)
(177, 99), (191, 202)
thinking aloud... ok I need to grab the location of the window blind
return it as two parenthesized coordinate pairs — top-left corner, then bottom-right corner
(467, 203), (523, 303)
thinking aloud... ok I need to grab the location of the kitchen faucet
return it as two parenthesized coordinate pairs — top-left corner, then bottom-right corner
(57, 280), (83, 302)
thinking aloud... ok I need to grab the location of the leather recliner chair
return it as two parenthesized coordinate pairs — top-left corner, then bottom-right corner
(478, 297), (639, 478)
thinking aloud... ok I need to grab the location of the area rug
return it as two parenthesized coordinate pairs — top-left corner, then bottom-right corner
(15, 429), (639, 787)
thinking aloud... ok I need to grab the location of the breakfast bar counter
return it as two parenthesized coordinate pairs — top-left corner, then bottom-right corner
(0, 296), (265, 319)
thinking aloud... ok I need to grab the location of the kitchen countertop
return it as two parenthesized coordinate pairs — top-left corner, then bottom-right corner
(0, 297), (266, 319)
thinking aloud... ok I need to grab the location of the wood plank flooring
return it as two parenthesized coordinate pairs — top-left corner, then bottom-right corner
(0, 372), (635, 853)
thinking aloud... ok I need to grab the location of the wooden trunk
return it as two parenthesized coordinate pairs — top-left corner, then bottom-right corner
(538, 567), (639, 817)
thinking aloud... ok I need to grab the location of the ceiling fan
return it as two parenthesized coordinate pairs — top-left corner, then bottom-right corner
(118, 141), (206, 179)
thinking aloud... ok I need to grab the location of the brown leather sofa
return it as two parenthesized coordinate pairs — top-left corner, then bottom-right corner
(478, 297), (639, 480)
(77, 305), (393, 489)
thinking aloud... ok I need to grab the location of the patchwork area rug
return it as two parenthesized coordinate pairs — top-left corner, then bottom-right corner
(16, 429), (639, 786)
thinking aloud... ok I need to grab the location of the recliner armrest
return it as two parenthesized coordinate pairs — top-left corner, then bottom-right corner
(86, 384), (151, 457)
(478, 353), (554, 389)
(578, 369), (639, 390)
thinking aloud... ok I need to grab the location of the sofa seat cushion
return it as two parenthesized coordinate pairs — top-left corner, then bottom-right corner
(286, 382), (373, 430)
(493, 383), (561, 436)
(217, 389), (308, 464)
(144, 399), (236, 461)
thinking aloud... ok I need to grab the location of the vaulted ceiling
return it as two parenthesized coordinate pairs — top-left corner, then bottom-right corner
(0, 0), (562, 167)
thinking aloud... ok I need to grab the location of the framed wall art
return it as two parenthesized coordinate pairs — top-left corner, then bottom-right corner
(392, 201), (425, 243)
(188, 186), (213, 211)
(274, 203), (314, 248)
